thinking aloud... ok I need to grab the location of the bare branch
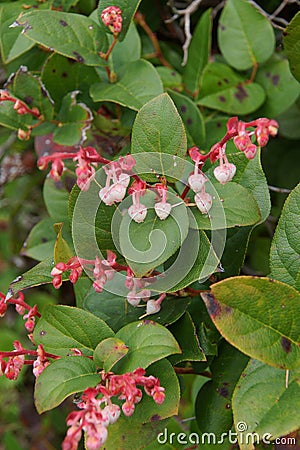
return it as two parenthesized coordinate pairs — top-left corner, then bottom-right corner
(268, 185), (291, 194)
(166, 0), (203, 66)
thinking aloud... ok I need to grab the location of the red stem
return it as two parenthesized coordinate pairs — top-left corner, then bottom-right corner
(8, 299), (41, 317)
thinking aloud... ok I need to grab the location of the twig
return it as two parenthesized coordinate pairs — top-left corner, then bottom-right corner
(268, 185), (291, 194)
(166, 0), (203, 66)
(135, 12), (172, 68)
(0, 132), (16, 159)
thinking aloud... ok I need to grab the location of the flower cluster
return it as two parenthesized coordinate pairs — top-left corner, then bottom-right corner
(185, 116), (279, 213)
(188, 148), (212, 214)
(38, 146), (104, 191)
(63, 368), (165, 450)
(99, 155), (135, 205)
(51, 256), (83, 289)
(93, 251), (116, 293)
(101, 6), (123, 34)
(0, 291), (40, 335)
(0, 341), (25, 380)
(0, 90), (42, 141)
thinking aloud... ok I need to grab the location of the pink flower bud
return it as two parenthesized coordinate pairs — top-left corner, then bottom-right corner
(101, 6), (122, 34)
(122, 400), (135, 416)
(15, 304), (26, 315)
(104, 404), (120, 424)
(128, 203), (147, 223)
(0, 298), (7, 317)
(146, 299), (161, 315)
(255, 127), (269, 147)
(214, 163), (236, 184)
(25, 317), (35, 333)
(243, 143), (257, 159)
(18, 128), (31, 140)
(268, 120), (278, 136)
(127, 291), (141, 307)
(154, 201), (172, 220)
(233, 134), (251, 152)
(188, 172), (207, 192)
(194, 191), (212, 214)
(153, 387), (165, 404)
(52, 274), (63, 289)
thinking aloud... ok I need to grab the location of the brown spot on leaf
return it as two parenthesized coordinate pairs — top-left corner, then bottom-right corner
(39, 330), (46, 336)
(201, 293), (221, 319)
(281, 337), (292, 353)
(59, 20), (68, 26)
(180, 105), (187, 113)
(272, 75), (280, 86)
(219, 96), (226, 103)
(151, 414), (161, 421)
(234, 84), (248, 102)
(62, 72), (68, 78)
(187, 117), (193, 125)
(225, 403), (231, 409)
(24, 96), (34, 105)
(73, 51), (84, 63)
(217, 386), (229, 398)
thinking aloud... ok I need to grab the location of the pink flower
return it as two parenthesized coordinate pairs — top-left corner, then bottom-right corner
(101, 6), (123, 34)
(214, 162), (236, 184)
(195, 190), (212, 214)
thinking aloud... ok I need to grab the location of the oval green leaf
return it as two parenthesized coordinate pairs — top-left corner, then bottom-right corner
(110, 320), (181, 373)
(34, 356), (99, 413)
(283, 11), (300, 82)
(218, 0), (275, 70)
(90, 60), (163, 111)
(270, 183), (300, 291)
(203, 277), (300, 370)
(20, 10), (108, 66)
(232, 359), (300, 447)
(33, 305), (115, 356)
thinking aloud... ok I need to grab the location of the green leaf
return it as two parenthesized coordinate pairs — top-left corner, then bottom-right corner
(218, 226), (252, 277)
(97, 0), (143, 42)
(277, 100), (300, 140)
(229, 149), (271, 222)
(153, 228), (219, 293)
(190, 182), (261, 230)
(20, 10), (108, 66)
(108, 22), (141, 71)
(232, 359), (300, 448)
(198, 63), (265, 115)
(94, 337), (129, 371)
(131, 93), (187, 180)
(21, 218), (57, 261)
(183, 9), (212, 97)
(41, 53), (99, 108)
(118, 190), (189, 277)
(256, 56), (300, 117)
(283, 11), (300, 82)
(168, 90), (205, 148)
(34, 356), (99, 414)
(51, 91), (93, 146)
(203, 276), (300, 370)
(53, 222), (73, 264)
(43, 177), (69, 222)
(0, 1), (48, 63)
(156, 67), (182, 90)
(90, 59), (163, 111)
(270, 184), (300, 291)
(168, 313), (206, 365)
(5, 66), (54, 121)
(196, 341), (249, 437)
(8, 256), (57, 296)
(110, 320), (181, 373)
(33, 305), (115, 356)
(0, 100), (32, 131)
(218, 0), (275, 70)
(83, 288), (191, 331)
